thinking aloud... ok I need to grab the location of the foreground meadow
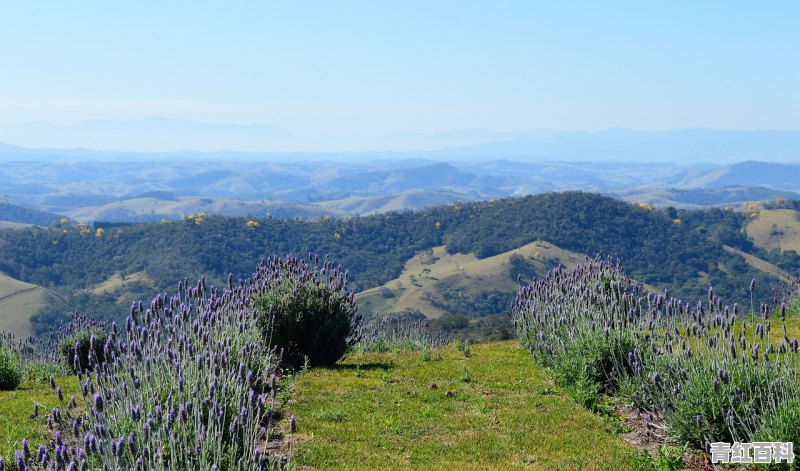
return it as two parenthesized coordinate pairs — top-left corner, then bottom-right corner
(285, 341), (636, 470)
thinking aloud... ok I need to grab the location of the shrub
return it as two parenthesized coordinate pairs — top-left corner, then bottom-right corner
(514, 257), (800, 449)
(0, 346), (22, 390)
(255, 255), (360, 369)
(9, 266), (284, 470)
(355, 318), (449, 353)
(59, 329), (107, 372)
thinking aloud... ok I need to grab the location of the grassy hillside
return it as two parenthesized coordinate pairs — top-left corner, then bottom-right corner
(316, 191), (474, 216)
(61, 196), (351, 223)
(286, 341), (638, 470)
(357, 241), (585, 320)
(0, 272), (51, 337)
(746, 208), (800, 253)
(722, 245), (792, 281)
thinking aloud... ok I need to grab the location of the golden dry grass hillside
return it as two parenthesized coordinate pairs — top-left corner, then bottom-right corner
(356, 241), (585, 319)
(746, 208), (800, 253)
(0, 272), (51, 338)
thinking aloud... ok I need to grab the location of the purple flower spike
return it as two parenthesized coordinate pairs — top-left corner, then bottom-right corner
(650, 372), (660, 386)
(93, 392), (104, 412)
(290, 414), (297, 433)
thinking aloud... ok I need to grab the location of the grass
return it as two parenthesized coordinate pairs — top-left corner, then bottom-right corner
(0, 375), (80, 461)
(355, 241), (585, 320)
(0, 272), (49, 338)
(285, 340), (637, 470)
(746, 208), (800, 253)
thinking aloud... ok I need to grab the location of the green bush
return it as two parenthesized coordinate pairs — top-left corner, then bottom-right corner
(256, 257), (359, 369)
(0, 346), (22, 390)
(59, 329), (107, 372)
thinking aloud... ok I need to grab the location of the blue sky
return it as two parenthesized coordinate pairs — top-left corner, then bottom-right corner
(0, 1), (798, 136)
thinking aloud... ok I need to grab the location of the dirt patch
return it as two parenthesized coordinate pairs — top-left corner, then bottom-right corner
(614, 403), (718, 470)
(264, 428), (309, 461)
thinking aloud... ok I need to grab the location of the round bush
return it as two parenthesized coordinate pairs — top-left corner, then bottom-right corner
(59, 329), (107, 372)
(0, 346), (22, 390)
(255, 255), (360, 369)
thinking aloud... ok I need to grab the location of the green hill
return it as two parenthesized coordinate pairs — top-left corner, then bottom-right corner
(0, 200), (64, 227)
(0, 192), (797, 335)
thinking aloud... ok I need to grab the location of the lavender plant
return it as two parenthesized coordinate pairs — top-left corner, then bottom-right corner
(0, 343), (22, 390)
(513, 257), (800, 451)
(255, 254), (360, 368)
(1, 324), (75, 385)
(4, 257), (315, 470)
(354, 318), (449, 353)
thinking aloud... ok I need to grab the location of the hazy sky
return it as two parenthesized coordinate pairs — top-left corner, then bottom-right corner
(1, 1), (798, 136)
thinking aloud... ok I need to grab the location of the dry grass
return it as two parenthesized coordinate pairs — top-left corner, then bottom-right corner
(86, 271), (152, 296)
(722, 245), (792, 282)
(0, 273), (48, 338)
(746, 209), (800, 253)
(356, 241), (585, 319)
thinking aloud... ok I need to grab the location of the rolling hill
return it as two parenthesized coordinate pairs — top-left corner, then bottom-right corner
(316, 191), (477, 216)
(0, 273), (54, 338)
(0, 200), (64, 227)
(356, 241), (585, 320)
(0, 192), (798, 337)
(746, 208), (800, 254)
(62, 196), (350, 223)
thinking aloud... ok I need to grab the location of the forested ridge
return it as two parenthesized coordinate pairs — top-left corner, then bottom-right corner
(0, 192), (796, 333)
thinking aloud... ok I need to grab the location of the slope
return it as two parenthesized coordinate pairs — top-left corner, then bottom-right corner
(0, 273), (52, 338)
(315, 191), (476, 216)
(0, 201), (63, 227)
(746, 208), (800, 254)
(356, 241), (585, 319)
(722, 245), (792, 282)
(62, 196), (351, 223)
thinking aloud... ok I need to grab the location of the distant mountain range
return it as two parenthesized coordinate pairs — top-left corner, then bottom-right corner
(2, 129), (800, 224)
(1, 123), (800, 161)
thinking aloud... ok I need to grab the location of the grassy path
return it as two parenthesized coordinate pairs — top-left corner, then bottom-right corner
(285, 341), (636, 470)
(0, 376), (80, 461)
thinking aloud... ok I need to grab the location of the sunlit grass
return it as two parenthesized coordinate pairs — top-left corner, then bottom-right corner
(286, 341), (636, 470)
(0, 376), (80, 461)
